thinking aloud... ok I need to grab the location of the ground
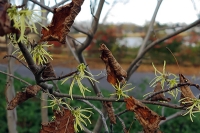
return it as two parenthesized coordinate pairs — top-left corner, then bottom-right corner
(1, 51), (200, 76)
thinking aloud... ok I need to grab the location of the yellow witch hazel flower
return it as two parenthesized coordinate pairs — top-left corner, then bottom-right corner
(110, 80), (135, 101)
(68, 106), (93, 132)
(179, 97), (200, 122)
(150, 61), (179, 98)
(150, 61), (178, 87)
(61, 63), (99, 99)
(150, 61), (168, 89)
(42, 94), (70, 111)
(7, 5), (47, 43)
(31, 42), (53, 65)
(12, 42), (53, 65)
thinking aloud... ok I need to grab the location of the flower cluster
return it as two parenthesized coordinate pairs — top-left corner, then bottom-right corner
(110, 80), (135, 101)
(7, 6), (47, 43)
(61, 63), (99, 99)
(150, 61), (179, 98)
(180, 97), (200, 122)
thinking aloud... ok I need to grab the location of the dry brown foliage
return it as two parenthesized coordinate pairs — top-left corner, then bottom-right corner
(42, 62), (56, 79)
(151, 82), (171, 102)
(0, 0), (18, 36)
(7, 85), (41, 110)
(179, 74), (196, 106)
(40, 0), (84, 43)
(40, 108), (75, 133)
(99, 44), (127, 85)
(125, 96), (165, 133)
(103, 101), (116, 124)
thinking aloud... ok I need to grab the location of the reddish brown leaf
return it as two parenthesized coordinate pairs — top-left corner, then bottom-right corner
(0, 1), (18, 36)
(40, 0), (84, 43)
(99, 44), (127, 85)
(151, 82), (171, 102)
(103, 101), (116, 124)
(42, 62), (56, 79)
(125, 96), (165, 133)
(40, 108), (75, 133)
(7, 85), (41, 110)
(179, 74), (196, 106)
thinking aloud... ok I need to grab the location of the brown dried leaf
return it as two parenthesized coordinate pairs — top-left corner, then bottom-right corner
(0, 0), (17, 36)
(103, 101), (116, 124)
(99, 44), (127, 85)
(40, 108), (75, 133)
(179, 74), (196, 106)
(151, 82), (171, 102)
(7, 85), (41, 110)
(40, 0), (84, 43)
(125, 96), (165, 133)
(42, 62), (56, 79)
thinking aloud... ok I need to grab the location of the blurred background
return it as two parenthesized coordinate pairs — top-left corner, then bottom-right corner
(1, 0), (200, 133)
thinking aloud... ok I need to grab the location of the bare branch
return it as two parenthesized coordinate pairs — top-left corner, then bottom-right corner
(115, 109), (128, 116)
(40, 70), (78, 82)
(116, 116), (128, 133)
(16, 35), (39, 74)
(137, 0), (163, 57)
(53, 91), (189, 110)
(51, 0), (69, 9)
(3, 55), (30, 71)
(29, 0), (53, 12)
(79, 99), (109, 132)
(53, 91), (123, 102)
(0, 70), (31, 85)
(144, 83), (200, 100)
(159, 111), (184, 125)
(127, 18), (200, 79)
(72, 25), (90, 36)
(77, 0), (105, 53)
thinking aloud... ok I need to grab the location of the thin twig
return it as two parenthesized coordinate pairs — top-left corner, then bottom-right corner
(51, 0), (69, 9)
(127, 18), (200, 79)
(159, 111), (185, 125)
(116, 116), (128, 133)
(53, 91), (188, 109)
(79, 99), (109, 132)
(144, 83), (200, 100)
(137, 0), (163, 57)
(72, 25), (90, 36)
(81, 124), (94, 133)
(154, 25), (184, 32)
(3, 55), (30, 71)
(29, 0), (53, 12)
(40, 70), (78, 82)
(0, 70), (31, 85)
(115, 109), (128, 116)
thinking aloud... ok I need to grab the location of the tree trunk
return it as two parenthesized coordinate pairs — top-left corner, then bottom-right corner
(40, 0), (49, 123)
(6, 41), (18, 133)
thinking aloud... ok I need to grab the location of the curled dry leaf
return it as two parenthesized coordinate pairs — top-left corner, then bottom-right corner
(151, 81), (171, 102)
(99, 44), (127, 85)
(7, 85), (41, 110)
(42, 62), (56, 79)
(179, 74), (196, 106)
(103, 101), (116, 124)
(125, 96), (165, 133)
(40, 0), (84, 43)
(0, 0), (17, 36)
(40, 108), (75, 133)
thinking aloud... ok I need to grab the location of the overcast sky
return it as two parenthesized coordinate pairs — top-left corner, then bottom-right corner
(73, 0), (200, 26)
(15, 0), (199, 26)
